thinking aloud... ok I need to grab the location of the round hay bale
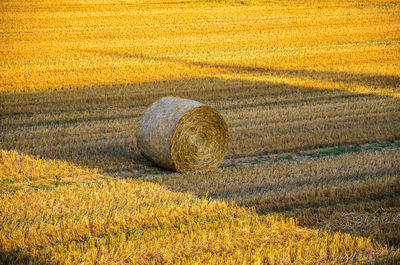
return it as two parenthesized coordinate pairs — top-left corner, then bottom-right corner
(136, 97), (228, 173)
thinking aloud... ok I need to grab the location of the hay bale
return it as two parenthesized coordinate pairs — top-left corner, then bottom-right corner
(136, 97), (228, 173)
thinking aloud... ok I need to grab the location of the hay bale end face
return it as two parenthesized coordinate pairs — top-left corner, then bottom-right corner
(136, 97), (229, 173)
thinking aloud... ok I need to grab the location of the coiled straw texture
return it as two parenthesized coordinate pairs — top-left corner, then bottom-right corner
(136, 97), (228, 173)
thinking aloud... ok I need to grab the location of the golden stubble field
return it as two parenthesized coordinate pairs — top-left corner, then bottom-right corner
(1, 0), (400, 263)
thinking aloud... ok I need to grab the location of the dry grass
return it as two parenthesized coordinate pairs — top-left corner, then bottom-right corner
(1, 177), (398, 264)
(0, 150), (102, 192)
(1, 0), (399, 95)
(1, 0), (400, 263)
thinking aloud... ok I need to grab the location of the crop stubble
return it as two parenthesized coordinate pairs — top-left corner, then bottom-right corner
(1, 0), (400, 263)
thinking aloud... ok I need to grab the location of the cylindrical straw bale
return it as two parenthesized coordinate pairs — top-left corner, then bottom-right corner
(136, 97), (228, 173)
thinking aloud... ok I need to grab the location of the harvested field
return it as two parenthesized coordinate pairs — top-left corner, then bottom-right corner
(1, 0), (400, 263)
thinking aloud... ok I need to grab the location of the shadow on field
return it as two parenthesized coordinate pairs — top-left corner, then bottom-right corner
(2, 58), (400, 254)
(3, 75), (397, 174)
(153, 171), (400, 247)
(84, 49), (400, 92)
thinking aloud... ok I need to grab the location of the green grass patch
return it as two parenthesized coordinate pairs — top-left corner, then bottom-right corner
(221, 163), (234, 168)
(300, 142), (400, 158)
(274, 155), (293, 162)
(309, 146), (362, 158)
(28, 181), (74, 190)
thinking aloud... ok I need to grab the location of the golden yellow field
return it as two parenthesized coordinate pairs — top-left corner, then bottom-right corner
(1, 0), (400, 263)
